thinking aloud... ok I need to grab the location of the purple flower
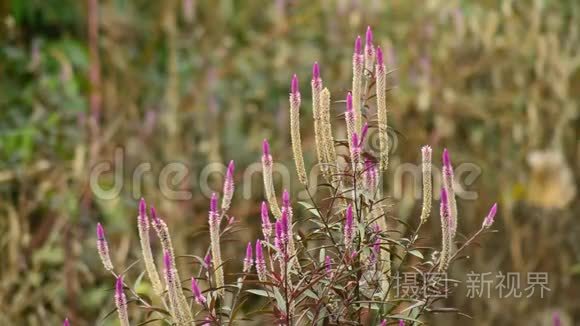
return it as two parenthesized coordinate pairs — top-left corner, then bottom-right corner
(380, 320), (387, 326)
(114, 275), (129, 325)
(482, 203), (498, 228)
(150, 206), (159, 225)
(282, 189), (290, 209)
(262, 139), (271, 158)
(96, 222), (113, 271)
(63, 318), (70, 326)
(204, 252), (212, 269)
(399, 320), (405, 326)
(274, 220), (286, 254)
(346, 92), (353, 112)
(312, 62), (320, 81)
(261, 201), (272, 238)
(191, 277), (207, 305)
(354, 35), (362, 55)
(243, 242), (253, 273)
(442, 148), (452, 170)
(376, 46), (384, 66)
(291, 74), (299, 95)
(139, 197), (146, 219)
(210, 193), (218, 215)
(365, 26), (373, 49)
(344, 204), (354, 250)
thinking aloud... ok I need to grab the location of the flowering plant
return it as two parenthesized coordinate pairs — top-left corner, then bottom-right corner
(87, 26), (497, 326)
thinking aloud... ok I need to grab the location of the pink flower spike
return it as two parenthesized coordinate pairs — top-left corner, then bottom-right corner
(376, 46), (384, 66)
(482, 203), (498, 228)
(351, 132), (359, 149)
(139, 198), (146, 218)
(354, 35), (362, 55)
(442, 148), (452, 169)
(399, 320), (405, 326)
(346, 92), (353, 112)
(115, 275), (124, 298)
(262, 139), (270, 157)
(191, 277), (206, 305)
(96, 222), (105, 240)
(552, 312), (561, 326)
(163, 251), (171, 271)
(210, 193), (218, 214)
(379, 320), (386, 326)
(312, 62), (320, 81)
(243, 242), (253, 272)
(227, 160), (235, 179)
(291, 74), (299, 95)
(282, 189), (290, 208)
(150, 206), (159, 223)
(63, 318), (70, 326)
(255, 240), (266, 281)
(204, 252), (211, 269)
(365, 26), (373, 47)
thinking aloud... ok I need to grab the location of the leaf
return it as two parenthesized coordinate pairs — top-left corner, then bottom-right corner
(245, 289), (270, 297)
(408, 250), (424, 259)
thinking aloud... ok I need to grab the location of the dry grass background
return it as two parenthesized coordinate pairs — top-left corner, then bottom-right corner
(0, 0), (578, 325)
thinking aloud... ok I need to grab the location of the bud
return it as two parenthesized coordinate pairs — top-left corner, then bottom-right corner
(96, 223), (113, 271)
(243, 242), (253, 273)
(291, 74), (299, 95)
(312, 62), (320, 82)
(482, 203), (498, 228)
(354, 35), (362, 55)
(222, 160), (235, 211)
(114, 276), (130, 326)
(191, 277), (207, 305)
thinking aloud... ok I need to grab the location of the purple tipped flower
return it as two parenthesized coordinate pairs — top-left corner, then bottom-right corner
(291, 74), (299, 95)
(482, 203), (498, 228)
(442, 148), (452, 169)
(139, 198), (146, 218)
(346, 92), (353, 112)
(150, 206), (159, 224)
(210, 193), (218, 214)
(114, 275), (129, 325)
(282, 189), (290, 209)
(191, 277), (206, 305)
(312, 62), (320, 81)
(262, 139), (270, 157)
(97, 222), (105, 240)
(163, 251), (172, 272)
(399, 320), (405, 326)
(376, 46), (384, 66)
(344, 204), (354, 250)
(354, 35), (362, 55)
(226, 160), (235, 179)
(243, 242), (253, 272)
(63, 318), (70, 326)
(204, 252), (211, 269)
(96, 222), (113, 271)
(379, 320), (387, 326)
(365, 26), (373, 48)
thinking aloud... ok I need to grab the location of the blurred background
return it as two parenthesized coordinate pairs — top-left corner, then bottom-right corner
(0, 0), (578, 325)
